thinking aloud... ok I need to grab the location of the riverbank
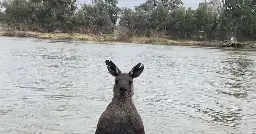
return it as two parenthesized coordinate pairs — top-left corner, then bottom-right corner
(0, 30), (201, 46)
(0, 31), (256, 49)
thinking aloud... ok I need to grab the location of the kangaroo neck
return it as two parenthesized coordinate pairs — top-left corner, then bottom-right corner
(112, 96), (133, 105)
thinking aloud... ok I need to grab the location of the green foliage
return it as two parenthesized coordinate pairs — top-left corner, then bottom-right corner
(0, 0), (119, 33)
(119, 0), (256, 41)
(0, 0), (255, 41)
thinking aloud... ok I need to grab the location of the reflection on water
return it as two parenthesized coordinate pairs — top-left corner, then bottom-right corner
(0, 37), (256, 134)
(218, 54), (253, 98)
(213, 52), (255, 128)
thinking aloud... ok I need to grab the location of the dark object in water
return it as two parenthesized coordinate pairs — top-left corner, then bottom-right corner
(217, 40), (249, 48)
(95, 60), (145, 134)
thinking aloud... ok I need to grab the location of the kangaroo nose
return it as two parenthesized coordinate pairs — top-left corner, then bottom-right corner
(120, 88), (127, 92)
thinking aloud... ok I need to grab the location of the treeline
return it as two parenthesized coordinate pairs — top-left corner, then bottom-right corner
(0, 0), (120, 34)
(0, 0), (256, 41)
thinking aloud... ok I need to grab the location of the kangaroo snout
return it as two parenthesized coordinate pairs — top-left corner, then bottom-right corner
(119, 87), (127, 92)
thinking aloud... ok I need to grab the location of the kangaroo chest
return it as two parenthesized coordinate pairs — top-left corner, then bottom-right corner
(105, 102), (138, 133)
(109, 102), (136, 122)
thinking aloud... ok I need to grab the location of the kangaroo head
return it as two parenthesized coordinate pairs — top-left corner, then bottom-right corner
(105, 60), (144, 98)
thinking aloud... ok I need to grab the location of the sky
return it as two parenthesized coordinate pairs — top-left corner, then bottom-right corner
(78, 0), (205, 9)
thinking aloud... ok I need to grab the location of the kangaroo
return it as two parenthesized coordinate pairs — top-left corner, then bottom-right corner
(95, 60), (145, 134)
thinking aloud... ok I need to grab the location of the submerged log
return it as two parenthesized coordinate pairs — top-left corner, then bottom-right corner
(217, 40), (249, 48)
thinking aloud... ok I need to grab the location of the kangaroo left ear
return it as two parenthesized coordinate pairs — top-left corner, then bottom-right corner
(105, 60), (121, 77)
(129, 63), (144, 78)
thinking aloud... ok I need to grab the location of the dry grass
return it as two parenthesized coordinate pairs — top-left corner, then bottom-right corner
(131, 36), (200, 45)
(0, 30), (38, 37)
(0, 30), (201, 46)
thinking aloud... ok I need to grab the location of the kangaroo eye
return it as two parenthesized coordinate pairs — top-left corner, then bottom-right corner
(129, 81), (133, 84)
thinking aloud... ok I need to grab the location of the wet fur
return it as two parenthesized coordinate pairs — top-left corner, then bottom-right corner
(95, 97), (145, 134)
(95, 61), (145, 134)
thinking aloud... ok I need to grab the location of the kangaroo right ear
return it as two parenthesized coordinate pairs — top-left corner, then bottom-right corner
(105, 60), (121, 77)
(129, 63), (144, 78)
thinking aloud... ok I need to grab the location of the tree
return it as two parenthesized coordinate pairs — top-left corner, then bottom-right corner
(0, 0), (255, 41)
(135, 0), (183, 12)
(150, 4), (169, 34)
(184, 8), (196, 39)
(119, 8), (135, 30)
(221, 0), (256, 40)
(105, 0), (120, 25)
(1, 0), (31, 26)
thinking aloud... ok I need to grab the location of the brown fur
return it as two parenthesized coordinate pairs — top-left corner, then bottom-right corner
(95, 61), (145, 134)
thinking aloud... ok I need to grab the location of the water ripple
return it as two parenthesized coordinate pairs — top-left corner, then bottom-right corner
(0, 37), (256, 134)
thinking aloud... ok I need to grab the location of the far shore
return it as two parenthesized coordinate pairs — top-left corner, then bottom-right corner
(0, 30), (201, 46)
(0, 30), (256, 49)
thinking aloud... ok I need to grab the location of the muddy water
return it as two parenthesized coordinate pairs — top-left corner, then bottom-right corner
(0, 36), (255, 134)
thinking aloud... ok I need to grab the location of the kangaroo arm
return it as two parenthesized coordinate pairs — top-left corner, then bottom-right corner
(134, 117), (145, 134)
(129, 108), (145, 134)
(95, 113), (111, 134)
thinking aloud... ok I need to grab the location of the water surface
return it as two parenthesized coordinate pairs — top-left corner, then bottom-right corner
(0, 37), (255, 134)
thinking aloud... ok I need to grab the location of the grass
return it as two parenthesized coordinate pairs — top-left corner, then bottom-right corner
(131, 36), (201, 45)
(0, 30), (202, 45)
(1, 30), (254, 49)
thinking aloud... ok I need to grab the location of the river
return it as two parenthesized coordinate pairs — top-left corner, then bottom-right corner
(0, 36), (255, 134)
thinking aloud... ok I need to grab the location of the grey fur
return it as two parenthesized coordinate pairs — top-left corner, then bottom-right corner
(95, 60), (145, 134)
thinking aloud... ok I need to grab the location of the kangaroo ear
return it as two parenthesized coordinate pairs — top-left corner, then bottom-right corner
(129, 63), (144, 78)
(105, 60), (121, 77)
